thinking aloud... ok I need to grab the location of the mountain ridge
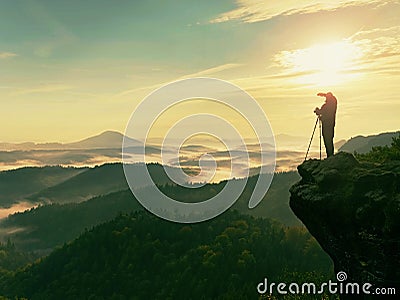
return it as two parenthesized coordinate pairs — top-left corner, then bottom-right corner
(0, 166), (86, 208)
(0, 131), (141, 151)
(339, 130), (399, 154)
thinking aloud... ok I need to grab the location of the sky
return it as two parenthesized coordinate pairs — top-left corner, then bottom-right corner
(1, 0), (399, 143)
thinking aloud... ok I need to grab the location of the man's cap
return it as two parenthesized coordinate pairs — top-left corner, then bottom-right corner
(317, 92), (333, 97)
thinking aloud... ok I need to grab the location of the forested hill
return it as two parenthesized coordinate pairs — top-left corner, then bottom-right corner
(0, 210), (333, 300)
(0, 166), (86, 208)
(0, 190), (140, 252)
(0, 162), (191, 209)
(339, 131), (399, 154)
(1, 171), (301, 253)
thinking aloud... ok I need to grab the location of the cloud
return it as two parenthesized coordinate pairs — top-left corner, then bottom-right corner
(112, 82), (164, 100)
(181, 63), (243, 78)
(12, 84), (73, 96)
(350, 26), (400, 62)
(0, 52), (17, 59)
(210, 0), (388, 23)
(0, 202), (37, 218)
(112, 63), (242, 100)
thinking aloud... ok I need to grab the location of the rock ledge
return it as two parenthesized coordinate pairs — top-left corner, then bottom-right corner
(290, 152), (400, 290)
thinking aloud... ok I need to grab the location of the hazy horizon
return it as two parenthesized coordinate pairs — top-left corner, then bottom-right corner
(1, 0), (399, 144)
(1, 129), (396, 174)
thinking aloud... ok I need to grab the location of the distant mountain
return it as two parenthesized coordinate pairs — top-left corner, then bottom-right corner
(0, 142), (36, 151)
(66, 131), (141, 149)
(0, 131), (141, 151)
(0, 166), (86, 208)
(0, 147), (123, 173)
(0, 131), (340, 173)
(339, 131), (400, 154)
(334, 139), (346, 150)
(0, 131), (153, 172)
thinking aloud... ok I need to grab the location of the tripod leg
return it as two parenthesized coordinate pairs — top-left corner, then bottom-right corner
(304, 117), (319, 161)
(319, 119), (322, 160)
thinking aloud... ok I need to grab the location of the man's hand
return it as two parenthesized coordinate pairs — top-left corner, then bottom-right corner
(314, 107), (321, 115)
(317, 92), (326, 97)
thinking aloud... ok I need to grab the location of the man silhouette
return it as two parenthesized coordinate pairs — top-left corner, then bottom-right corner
(314, 92), (337, 157)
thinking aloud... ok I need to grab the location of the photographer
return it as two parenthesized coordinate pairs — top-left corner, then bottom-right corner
(314, 92), (337, 157)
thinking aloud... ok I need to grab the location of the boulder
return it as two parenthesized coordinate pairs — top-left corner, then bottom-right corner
(290, 152), (400, 298)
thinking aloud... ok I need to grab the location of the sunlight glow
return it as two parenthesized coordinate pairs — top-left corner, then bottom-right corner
(276, 41), (362, 86)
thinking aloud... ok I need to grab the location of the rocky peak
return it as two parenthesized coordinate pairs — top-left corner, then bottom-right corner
(290, 152), (400, 295)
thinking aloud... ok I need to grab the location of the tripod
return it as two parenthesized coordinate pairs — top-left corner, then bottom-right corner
(304, 116), (322, 161)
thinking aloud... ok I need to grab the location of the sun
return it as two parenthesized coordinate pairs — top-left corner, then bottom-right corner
(278, 41), (362, 86)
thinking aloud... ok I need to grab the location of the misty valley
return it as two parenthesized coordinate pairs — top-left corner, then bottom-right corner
(0, 131), (398, 299)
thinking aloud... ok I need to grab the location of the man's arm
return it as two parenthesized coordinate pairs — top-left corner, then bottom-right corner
(314, 103), (326, 115)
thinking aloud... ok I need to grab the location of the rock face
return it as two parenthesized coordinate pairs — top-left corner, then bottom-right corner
(290, 152), (400, 293)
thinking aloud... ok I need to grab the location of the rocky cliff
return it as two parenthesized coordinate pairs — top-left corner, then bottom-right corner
(290, 152), (400, 295)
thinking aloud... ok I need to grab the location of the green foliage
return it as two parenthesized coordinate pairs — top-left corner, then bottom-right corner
(1, 190), (140, 252)
(355, 134), (400, 163)
(0, 211), (333, 299)
(2, 171), (301, 253)
(0, 166), (85, 208)
(0, 164), (321, 299)
(0, 240), (37, 272)
(233, 172), (301, 225)
(27, 163), (129, 204)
